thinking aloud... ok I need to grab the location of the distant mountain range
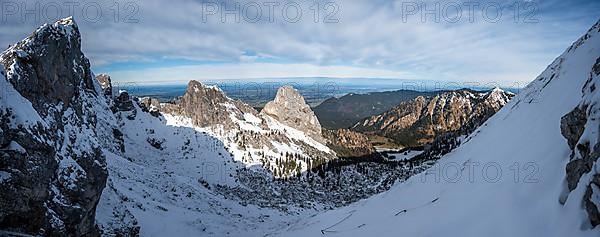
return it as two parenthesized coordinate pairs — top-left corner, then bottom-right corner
(352, 88), (514, 147)
(314, 90), (440, 129)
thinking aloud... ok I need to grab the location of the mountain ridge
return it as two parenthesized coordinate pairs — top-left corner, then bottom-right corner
(314, 90), (440, 129)
(352, 88), (514, 147)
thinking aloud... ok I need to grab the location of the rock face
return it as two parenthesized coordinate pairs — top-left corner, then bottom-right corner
(561, 106), (590, 191)
(262, 86), (324, 142)
(139, 97), (161, 117)
(352, 88), (514, 147)
(114, 91), (135, 112)
(162, 80), (257, 129)
(560, 52), (600, 227)
(0, 18), (108, 236)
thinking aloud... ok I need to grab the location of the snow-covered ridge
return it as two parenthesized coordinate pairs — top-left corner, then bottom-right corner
(557, 19), (600, 228)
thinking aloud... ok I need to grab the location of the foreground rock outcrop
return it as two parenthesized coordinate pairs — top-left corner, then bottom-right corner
(560, 49), (600, 227)
(0, 18), (108, 236)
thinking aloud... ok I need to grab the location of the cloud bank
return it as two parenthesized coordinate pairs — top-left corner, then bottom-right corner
(0, 0), (598, 85)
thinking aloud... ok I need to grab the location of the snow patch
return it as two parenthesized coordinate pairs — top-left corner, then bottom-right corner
(0, 68), (46, 129)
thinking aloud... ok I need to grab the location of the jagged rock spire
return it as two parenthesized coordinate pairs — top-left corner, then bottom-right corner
(0, 17), (107, 236)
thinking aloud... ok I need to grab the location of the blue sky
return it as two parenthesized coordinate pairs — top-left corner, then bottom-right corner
(1, 0), (599, 86)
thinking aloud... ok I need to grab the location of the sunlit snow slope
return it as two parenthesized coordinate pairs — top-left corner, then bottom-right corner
(277, 20), (600, 237)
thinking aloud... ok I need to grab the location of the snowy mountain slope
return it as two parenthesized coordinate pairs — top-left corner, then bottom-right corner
(559, 34), (600, 227)
(94, 80), (433, 235)
(93, 87), (312, 236)
(276, 20), (600, 237)
(97, 139), (298, 237)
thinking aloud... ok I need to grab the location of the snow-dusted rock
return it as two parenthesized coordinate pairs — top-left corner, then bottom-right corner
(162, 80), (251, 128)
(0, 17), (108, 236)
(262, 86), (325, 143)
(114, 91), (135, 112)
(139, 97), (161, 117)
(560, 23), (600, 226)
(96, 74), (113, 98)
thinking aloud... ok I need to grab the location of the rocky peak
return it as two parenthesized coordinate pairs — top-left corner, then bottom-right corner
(0, 17), (107, 236)
(0, 16), (92, 113)
(481, 87), (513, 110)
(96, 74), (113, 98)
(187, 80), (225, 98)
(161, 80), (257, 128)
(270, 86), (308, 105)
(184, 80), (230, 106)
(262, 86), (324, 142)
